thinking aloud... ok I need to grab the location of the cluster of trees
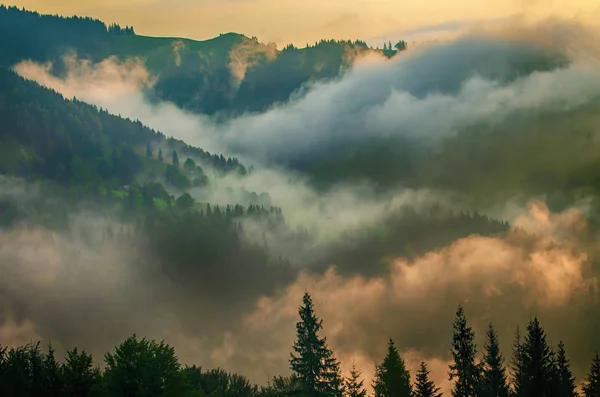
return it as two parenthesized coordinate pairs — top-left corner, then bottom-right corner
(100, 203), (296, 311)
(107, 23), (135, 35)
(324, 205), (510, 276)
(382, 40), (408, 57)
(2, 293), (599, 397)
(173, 142), (247, 176)
(283, 293), (600, 397)
(232, 38), (377, 114)
(0, 336), (260, 397)
(0, 5), (134, 67)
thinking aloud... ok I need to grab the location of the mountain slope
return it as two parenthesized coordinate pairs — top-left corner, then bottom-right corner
(0, 5), (386, 115)
(0, 67), (245, 189)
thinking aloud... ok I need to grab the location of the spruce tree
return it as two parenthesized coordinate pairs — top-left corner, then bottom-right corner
(554, 341), (577, 397)
(583, 352), (600, 397)
(290, 292), (344, 397)
(158, 148), (163, 162)
(146, 142), (152, 157)
(481, 323), (509, 397)
(511, 327), (524, 396)
(414, 361), (442, 397)
(345, 362), (367, 397)
(448, 304), (481, 397)
(513, 317), (555, 397)
(373, 339), (412, 397)
(172, 150), (179, 168)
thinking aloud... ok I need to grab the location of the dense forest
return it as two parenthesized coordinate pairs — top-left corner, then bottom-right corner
(1, 293), (599, 397)
(0, 6), (408, 116)
(0, 67), (245, 194)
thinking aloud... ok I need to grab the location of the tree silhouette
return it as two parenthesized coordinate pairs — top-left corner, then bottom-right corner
(373, 339), (412, 397)
(481, 323), (509, 397)
(555, 341), (577, 397)
(582, 352), (600, 397)
(103, 335), (186, 397)
(414, 361), (442, 397)
(43, 343), (62, 397)
(449, 304), (481, 397)
(61, 347), (100, 397)
(513, 317), (555, 397)
(345, 362), (367, 397)
(290, 292), (344, 397)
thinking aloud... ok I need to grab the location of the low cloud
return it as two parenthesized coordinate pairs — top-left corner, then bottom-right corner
(13, 19), (600, 238)
(210, 202), (598, 393)
(196, 168), (462, 245)
(14, 19), (600, 168)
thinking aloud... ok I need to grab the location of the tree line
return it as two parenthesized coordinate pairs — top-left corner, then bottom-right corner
(2, 292), (598, 397)
(0, 5), (133, 67)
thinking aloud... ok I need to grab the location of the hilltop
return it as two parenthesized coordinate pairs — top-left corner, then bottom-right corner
(0, 5), (407, 116)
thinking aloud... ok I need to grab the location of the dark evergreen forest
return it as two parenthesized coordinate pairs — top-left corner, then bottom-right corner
(1, 293), (599, 397)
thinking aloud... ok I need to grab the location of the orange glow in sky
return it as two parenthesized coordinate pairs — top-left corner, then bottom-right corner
(6, 0), (600, 46)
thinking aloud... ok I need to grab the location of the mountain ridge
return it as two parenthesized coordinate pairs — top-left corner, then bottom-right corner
(0, 5), (404, 115)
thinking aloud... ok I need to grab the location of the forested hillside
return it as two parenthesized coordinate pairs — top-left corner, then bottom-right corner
(0, 6), (407, 115)
(0, 67), (244, 188)
(0, 65), (512, 266)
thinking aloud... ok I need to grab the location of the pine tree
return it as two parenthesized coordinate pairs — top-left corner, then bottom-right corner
(448, 304), (481, 397)
(583, 352), (600, 397)
(345, 362), (367, 397)
(172, 150), (179, 168)
(158, 148), (163, 162)
(146, 142), (152, 157)
(511, 327), (524, 396)
(554, 341), (577, 397)
(373, 339), (412, 397)
(481, 323), (509, 397)
(513, 317), (555, 397)
(290, 292), (344, 397)
(414, 361), (442, 397)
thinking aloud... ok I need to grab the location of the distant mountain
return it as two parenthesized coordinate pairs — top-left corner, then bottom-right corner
(0, 5), (400, 116)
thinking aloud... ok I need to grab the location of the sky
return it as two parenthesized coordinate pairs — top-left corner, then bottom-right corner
(6, 0), (600, 46)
